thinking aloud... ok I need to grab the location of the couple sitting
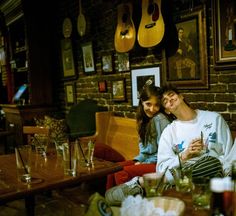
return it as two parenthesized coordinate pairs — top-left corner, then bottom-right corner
(105, 84), (234, 206)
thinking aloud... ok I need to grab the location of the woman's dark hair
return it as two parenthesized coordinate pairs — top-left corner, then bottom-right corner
(136, 85), (163, 144)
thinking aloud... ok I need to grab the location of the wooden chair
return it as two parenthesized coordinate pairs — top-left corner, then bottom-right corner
(23, 126), (50, 155)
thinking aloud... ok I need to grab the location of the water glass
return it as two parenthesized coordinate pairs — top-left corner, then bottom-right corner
(143, 172), (165, 197)
(172, 167), (192, 193)
(87, 140), (95, 165)
(192, 177), (211, 210)
(15, 145), (32, 183)
(62, 142), (78, 176)
(34, 136), (48, 157)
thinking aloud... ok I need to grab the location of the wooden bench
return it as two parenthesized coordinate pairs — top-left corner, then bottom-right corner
(80, 111), (139, 160)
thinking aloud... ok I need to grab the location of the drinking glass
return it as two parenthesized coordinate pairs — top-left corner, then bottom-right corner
(172, 167), (193, 193)
(143, 172), (165, 197)
(62, 142), (78, 177)
(15, 145), (32, 183)
(192, 177), (211, 210)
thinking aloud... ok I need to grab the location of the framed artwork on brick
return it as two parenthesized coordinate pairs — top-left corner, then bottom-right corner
(61, 39), (77, 80)
(213, 0), (236, 69)
(101, 53), (114, 74)
(65, 83), (76, 105)
(131, 66), (160, 107)
(163, 6), (208, 89)
(117, 53), (130, 72)
(112, 79), (126, 102)
(98, 80), (107, 93)
(81, 42), (95, 74)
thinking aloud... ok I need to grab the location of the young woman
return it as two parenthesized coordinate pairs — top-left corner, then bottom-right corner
(106, 85), (171, 190)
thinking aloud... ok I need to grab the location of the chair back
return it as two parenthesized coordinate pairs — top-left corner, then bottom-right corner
(66, 99), (107, 139)
(23, 126), (50, 147)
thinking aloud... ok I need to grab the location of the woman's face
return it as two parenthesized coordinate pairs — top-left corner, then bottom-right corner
(142, 96), (160, 118)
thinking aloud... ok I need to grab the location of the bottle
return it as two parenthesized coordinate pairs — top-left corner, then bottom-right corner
(231, 161), (236, 216)
(210, 177), (226, 216)
(223, 177), (233, 216)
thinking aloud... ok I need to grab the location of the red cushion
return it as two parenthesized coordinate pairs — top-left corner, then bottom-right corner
(94, 143), (125, 162)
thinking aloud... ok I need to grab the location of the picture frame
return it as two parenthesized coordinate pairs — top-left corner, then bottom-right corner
(81, 42), (95, 74)
(213, 0), (236, 69)
(98, 80), (107, 93)
(101, 53), (114, 74)
(131, 66), (161, 107)
(65, 83), (76, 105)
(112, 79), (126, 102)
(61, 39), (77, 80)
(163, 6), (208, 89)
(117, 53), (130, 72)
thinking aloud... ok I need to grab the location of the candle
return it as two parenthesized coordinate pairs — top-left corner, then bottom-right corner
(228, 28), (232, 41)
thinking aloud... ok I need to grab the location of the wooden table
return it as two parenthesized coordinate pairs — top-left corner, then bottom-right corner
(163, 189), (210, 216)
(0, 152), (122, 215)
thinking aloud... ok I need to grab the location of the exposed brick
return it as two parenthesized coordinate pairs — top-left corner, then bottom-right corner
(216, 94), (235, 102)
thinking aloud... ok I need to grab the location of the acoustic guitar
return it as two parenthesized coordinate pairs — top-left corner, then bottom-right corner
(137, 0), (165, 48)
(114, 3), (136, 53)
(77, 0), (86, 37)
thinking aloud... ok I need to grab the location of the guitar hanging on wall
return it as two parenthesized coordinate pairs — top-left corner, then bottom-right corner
(137, 0), (165, 48)
(114, 2), (136, 53)
(77, 0), (86, 37)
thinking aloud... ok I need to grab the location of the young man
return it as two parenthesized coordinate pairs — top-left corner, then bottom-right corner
(105, 85), (233, 206)
(157, 85), (233, 182)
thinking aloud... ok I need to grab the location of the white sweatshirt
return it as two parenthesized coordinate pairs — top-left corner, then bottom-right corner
(157, 109), (233, 182)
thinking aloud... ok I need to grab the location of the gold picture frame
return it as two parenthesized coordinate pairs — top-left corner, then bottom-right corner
(112, 79), (126, 102)
(213, 0), (236, 69)
(163, 6), (208, 89)
(61, 39), (77, 80)
(65, 83), (76, 105)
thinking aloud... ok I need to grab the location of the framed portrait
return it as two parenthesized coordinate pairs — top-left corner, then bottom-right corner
(117, 53), (130, 72)
(98, 80), (107, 93)
(81, 42), (95, 73)
(112, 79), (126, 102)
(213, 0), (236, 69)
(101, 53), (114, 74)
(61, 39), (77, 80)
(65, 83), (76, 105)
(163, 6), (208, 89)
(131, 66), (161, 107)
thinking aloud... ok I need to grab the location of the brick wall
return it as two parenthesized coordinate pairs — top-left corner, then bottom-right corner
(55, 0), (236, 131)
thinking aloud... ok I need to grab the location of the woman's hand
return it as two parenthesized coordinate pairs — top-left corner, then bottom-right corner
(180, 138), (204, 161)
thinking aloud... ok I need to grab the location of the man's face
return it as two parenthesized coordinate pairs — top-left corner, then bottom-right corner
(178, 29), (184, 39)
(142, 96), (160, 118)
(161, 91), (182, 114)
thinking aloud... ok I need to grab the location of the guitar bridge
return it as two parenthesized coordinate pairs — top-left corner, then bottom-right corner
(145, 23), (156, 29)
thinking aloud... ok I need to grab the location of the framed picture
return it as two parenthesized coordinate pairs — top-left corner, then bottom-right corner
(213, 0), (236, 69)
(112, 79), (126, 101)
(81, 42), (95, 73)
(61, 39), (76, 80)
(131, 66), (161, 107)
(117, 53), (130, 72)
(101, 53), (114, 74)
(98, 80), (107, 93)
(65, 83), (76, 105)
(163, 6), (208, 89)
